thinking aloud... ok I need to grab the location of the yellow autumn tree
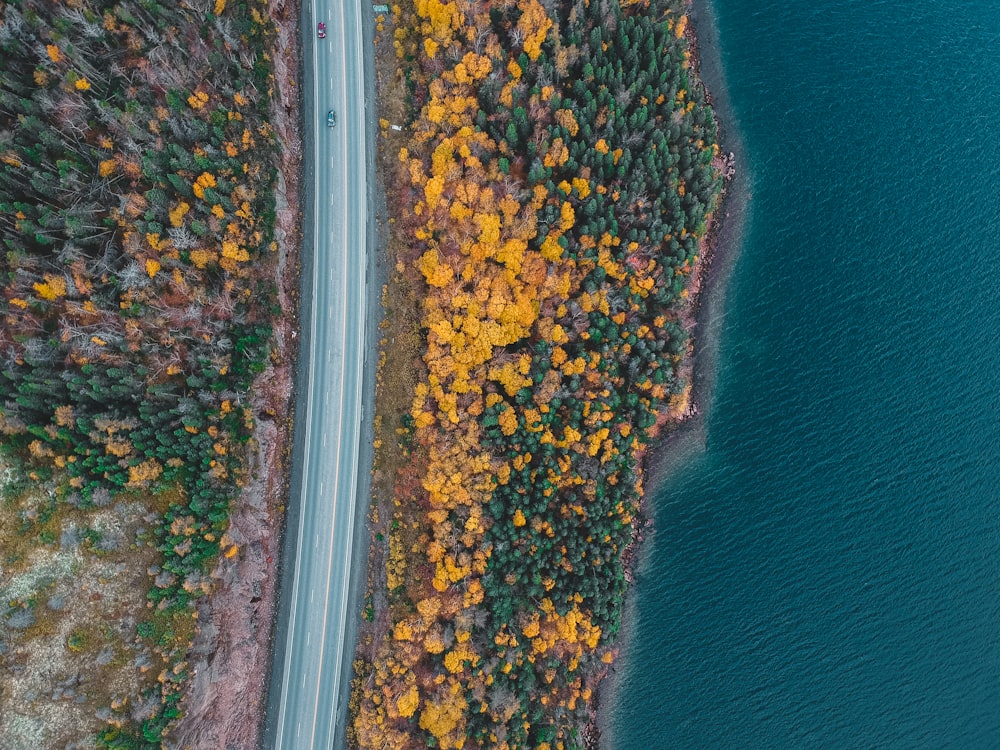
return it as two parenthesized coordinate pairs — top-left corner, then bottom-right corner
(127, 458), (163, 487)
(397, 685), (419, 718)
(517, 0), (553, 60)
(417, 679), (467, 749)
(33, 274), (67, 301)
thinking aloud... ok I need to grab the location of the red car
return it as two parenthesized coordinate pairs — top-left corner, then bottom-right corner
(317, 22), (326, 38)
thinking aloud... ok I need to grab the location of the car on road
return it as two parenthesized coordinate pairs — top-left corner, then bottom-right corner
(327, 110), (336, 127)
(317, 21), (326, 37)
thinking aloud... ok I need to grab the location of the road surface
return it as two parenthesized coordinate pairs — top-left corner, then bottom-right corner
(264, 0), (376, 746)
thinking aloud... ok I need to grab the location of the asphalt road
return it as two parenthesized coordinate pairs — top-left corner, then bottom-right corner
(264, 0), (374, 746)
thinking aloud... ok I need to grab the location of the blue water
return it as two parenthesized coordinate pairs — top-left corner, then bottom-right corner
(606, 0), (1000, 747)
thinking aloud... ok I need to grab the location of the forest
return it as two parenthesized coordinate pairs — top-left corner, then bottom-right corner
(0, 0), (281, 746)
(353, 0), (722, 747)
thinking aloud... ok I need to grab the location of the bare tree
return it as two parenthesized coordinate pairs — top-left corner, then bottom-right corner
(168, 226), (197, 250)
(58, 7), (104, 40)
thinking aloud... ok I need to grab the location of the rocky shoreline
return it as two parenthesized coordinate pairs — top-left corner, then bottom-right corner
(585, 0), (746, 745)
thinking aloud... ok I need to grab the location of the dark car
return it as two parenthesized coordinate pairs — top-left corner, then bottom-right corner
(327, 110), (336, 127)
(317, 22), (326, 38)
